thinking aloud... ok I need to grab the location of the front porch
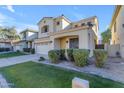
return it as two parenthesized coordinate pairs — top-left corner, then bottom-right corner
(54, 35), (79, 49)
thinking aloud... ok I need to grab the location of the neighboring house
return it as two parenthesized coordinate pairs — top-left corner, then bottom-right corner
(34, 15), (99, 56)
(110, 5), (124, 58)
(0, 39), (12, 49)
(13, 29), (38, 51)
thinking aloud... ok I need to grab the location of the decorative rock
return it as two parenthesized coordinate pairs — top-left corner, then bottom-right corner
(72, 77), (89, 88)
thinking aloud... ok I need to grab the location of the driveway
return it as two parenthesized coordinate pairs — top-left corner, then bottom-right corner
(0, 54), (41, 68)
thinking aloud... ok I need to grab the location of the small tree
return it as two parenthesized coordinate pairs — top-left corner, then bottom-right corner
(101, 29), (111, 44)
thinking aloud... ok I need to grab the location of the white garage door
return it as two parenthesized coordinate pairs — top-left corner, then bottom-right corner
(14, 45), (22, 51)
(36, 43), (51, 54)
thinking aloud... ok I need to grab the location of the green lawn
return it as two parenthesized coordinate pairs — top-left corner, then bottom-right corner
(0, 61), (124, 88)
(0, 52), (26, 59)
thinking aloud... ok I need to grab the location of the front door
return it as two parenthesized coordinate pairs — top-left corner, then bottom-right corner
(69, 38), (79, 48)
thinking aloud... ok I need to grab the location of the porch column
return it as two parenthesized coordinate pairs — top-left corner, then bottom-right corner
(28, 42), (30, 48)
(50, 36), (55, 50)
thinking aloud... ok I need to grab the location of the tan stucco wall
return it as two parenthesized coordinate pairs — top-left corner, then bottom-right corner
(111, 6), (124, 58)
(38, 18), (54, 38)
(111, 6), (124, 45)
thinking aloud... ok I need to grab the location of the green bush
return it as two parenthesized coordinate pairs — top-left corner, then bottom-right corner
(48, 50), (59, 63)
(16, 50), (20, 53)
(0, 48), (10, 52)
(66, 49), (74, 61)
(39, 56), (45, 61)
(31, 48), (35, 54)
(23, 48), (31, 53)
(59, 49), (66, 60)
(94, 49), (107, 68)
(73, 49), (90, 67)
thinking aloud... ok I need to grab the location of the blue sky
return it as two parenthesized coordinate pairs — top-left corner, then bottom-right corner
(0, 5), (115, 37)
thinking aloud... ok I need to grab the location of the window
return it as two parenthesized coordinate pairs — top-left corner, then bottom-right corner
(41, 25), (49, 33)
(56, 21), (60, 25)
(122, 24), (124, 28)
(69, 38), (79, 48)
(81, 23), (85, 26)
(114, 22), (116, 33)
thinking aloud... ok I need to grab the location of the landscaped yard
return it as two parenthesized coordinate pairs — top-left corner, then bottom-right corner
(0, 61), (124, 88)
(0, 52), (26, 59)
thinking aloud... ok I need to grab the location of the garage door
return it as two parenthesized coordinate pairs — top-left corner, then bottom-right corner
(35, 43), (51, 54)
(14, 45), (22, 51)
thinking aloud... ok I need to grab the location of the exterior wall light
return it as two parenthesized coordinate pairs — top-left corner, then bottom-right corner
(50, 41), (53, 43)
(66, 41), (68, 43)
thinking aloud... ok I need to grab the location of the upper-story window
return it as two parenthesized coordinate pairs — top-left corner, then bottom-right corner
(56, 21), (60, 25)
(41, 25), (49, 33)
(87, 22), (93, 26)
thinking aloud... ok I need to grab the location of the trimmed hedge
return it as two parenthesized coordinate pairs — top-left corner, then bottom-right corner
(48, 50), (59, 63)
(94, 49), (107, 68)
(73, 49), (90, 67)
(59, 49), (66, 60)
(31, 48), (35, 54)
(23, 48), (35, 54)
(23, 48), (31, 53)
(0, 48), (10, 52)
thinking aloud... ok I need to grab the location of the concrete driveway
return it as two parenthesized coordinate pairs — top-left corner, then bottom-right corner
(0, 54), (41, 68)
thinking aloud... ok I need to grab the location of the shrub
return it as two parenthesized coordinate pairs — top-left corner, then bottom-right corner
(23, 48), (31, 53)
(48, 50), (59, 63)
(59, 49), (66, 60)
(65, 49), (74, 61)
(5, 48), (10, 51)
(39, 56), (45, 61)
(0, 48), (10, 52)
(94, 49), (107, 68)
(73, 49), (90, 67)
(16, 50), (20, 53)
(31, 48), (35, 54)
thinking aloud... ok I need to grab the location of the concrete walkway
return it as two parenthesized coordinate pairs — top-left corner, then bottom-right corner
(0, 54), (41, 68)
(36, 58), (124, 83)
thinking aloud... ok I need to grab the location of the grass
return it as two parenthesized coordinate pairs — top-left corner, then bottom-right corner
(0, 52), (26, 59)
(0, 61), (124, 88)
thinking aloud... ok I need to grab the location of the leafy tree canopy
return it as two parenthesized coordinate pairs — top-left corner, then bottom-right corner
(0, 26), (20, 41)
(101, 28), (111, 44)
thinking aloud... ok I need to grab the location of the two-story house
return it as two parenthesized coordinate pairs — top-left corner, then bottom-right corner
(13, 29), (38, 51)
(110, 5), (124, 58)
(34, 15), (99, 56)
